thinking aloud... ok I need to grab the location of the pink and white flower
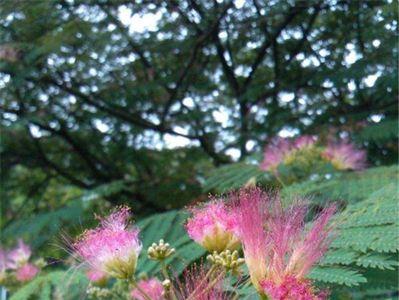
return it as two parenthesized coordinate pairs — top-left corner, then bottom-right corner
(233, 188), (336, 299)
(74, 207), (142, 279)
(232, 188), (270, 290)
(7, 239), (32, 269)
(15, 263), (39, 282)
(131, 278), (164, 300)
(261, 275), (328, 300)
(260, 135), (317, 172)
(260, 137), (293, 172)
(323, 140), (366, 170)
(185, 200), (240, 252)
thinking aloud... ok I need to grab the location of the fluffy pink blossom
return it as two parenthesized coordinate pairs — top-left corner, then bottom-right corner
(131, 278), (164, 300)
(15, 263), (39, 282)
(7, 239), (32, 269)
(233, 188), (336, 297)
(260, 137), (292, 171)
(261, 276), (328, 300)
(185, 200), (240, 252)
(86, 268), (108, 285)
(260, 136), (317, 172)
(323, 140), (366, 170)
(232, 188), (270, 290)
(73, 207), (142, 279)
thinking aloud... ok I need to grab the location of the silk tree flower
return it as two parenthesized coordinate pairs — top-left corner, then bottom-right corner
(73, 207), (142, 280)
(15, 263), (39, 282)
(322, 140), (366, 171)
(233, 188), (336, 298)
(185, 200), (240, 252)
(131, 278), (164, 300)
(261, 276), (328, 300)
(232, 188), (270, 290)
(260, 136), (317, 172)
(7, 239), (32, 269)
(260, 137), (292, 172)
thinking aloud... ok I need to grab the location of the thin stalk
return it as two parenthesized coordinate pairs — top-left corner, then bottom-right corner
(185, 265), (217, 300)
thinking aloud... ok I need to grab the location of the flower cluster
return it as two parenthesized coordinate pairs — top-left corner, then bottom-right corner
(183, 188), (337, 299)
(73, 206), (142, 280)
(70, 189), (336, 300)
(71, 206), (232, 300)
(185, 200), (240, 252)
(322, 140), (366, 171)
(0, 240), (41, 284)
(260, 135), (317, 172)
(260, 135), (366, 174)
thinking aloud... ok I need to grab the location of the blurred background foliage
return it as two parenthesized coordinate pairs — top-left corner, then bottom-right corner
(0, 0), (398, 298)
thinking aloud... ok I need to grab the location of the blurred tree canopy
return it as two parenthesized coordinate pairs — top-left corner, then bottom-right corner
(0, 0), (397, 222)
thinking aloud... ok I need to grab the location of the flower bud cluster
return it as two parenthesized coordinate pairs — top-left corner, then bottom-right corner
(147, 239), (175, 261)
(260, 135), (366, 174)
(207, 250), (245, 274)
(86, 284), (111, 299)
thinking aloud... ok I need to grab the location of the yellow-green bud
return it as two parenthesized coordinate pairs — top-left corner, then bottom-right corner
(207, 250), (245, 274)
(147, 239), (175, 261)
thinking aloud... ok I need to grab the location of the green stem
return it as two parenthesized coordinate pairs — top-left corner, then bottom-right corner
(161, 261), (170, 280)
(160, 261), (179, 300)
(274, 171), (286, 188)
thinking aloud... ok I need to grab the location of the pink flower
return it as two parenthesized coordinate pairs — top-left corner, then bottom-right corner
(86, 268), (108, 285)
(73, 207), (142, 279)
(233, 188), (336, 297)
(232, 188), (270, 290)
(323, 140), (366, 170)
(261, 276), (328, 300)
(7, 239), (32, 269)
(131, 278), (164, 300)
(260, 136), (317, 172)
(260, 137), (292, 171)
(185, 200), (240, 252)
(15, 263), (39, 282)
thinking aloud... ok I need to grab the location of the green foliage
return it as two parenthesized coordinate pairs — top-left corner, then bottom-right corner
(282, 165), (398, 204)
(9, 270), (88, 300)
(203, 162), (267, 193)
(308, 267), (367, 286)
(302, 176), (398, 296)
(355, 118), (399, 143)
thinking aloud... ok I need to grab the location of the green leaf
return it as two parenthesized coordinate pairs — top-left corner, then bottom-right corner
(10, 270), (88, 300)
(308, 267), (367, 286)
